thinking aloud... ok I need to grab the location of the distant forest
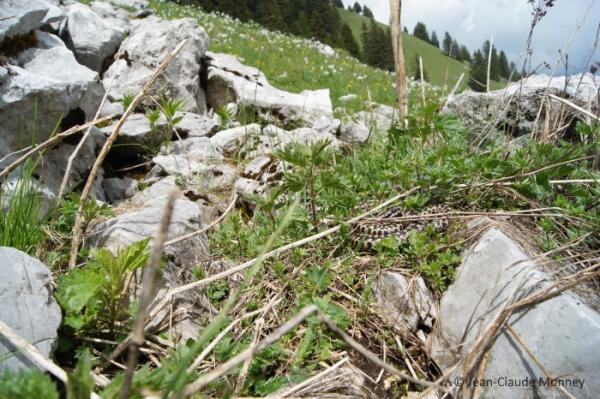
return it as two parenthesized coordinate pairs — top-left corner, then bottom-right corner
(172, 0), (521, 91)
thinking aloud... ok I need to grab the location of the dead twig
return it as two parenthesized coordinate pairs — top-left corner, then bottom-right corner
(119, 190), (179, 399)
(0, 320), (103, 398)
(183, 305), (320, 396)
(58, 79), (114, 200)
(0, 115), (115, 180)
(68, 39), (188, 269)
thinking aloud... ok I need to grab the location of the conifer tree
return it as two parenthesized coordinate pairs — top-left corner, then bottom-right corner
(442, 32), (453, 56)
(362, 6), (374, 18)
(460, 45), (472, 63)
(353, 2), (362, 13)
(413, 22), (430, 43)
(340, 23), (360, 59)
(430, 31), (440, 48)
(469, 50), (487, 92)
(498, 50), (510, 79)
(452, 39), (461, 60)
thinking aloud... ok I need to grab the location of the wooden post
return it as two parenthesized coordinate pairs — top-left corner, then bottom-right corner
(390, 0), (408, 119)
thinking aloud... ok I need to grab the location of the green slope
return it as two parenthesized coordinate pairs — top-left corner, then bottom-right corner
(339, 8), (470, 90)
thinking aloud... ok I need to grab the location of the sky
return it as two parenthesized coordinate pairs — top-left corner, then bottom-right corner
(342, 0), (600, 74)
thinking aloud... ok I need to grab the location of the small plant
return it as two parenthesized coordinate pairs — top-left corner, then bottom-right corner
(145, 107), (161, 133)
(118, 93), (135, 111)
(159, 97), (184, 136)
(0, 369), (59, 399)
(215, 105), (233, 129)
(275, 139), (347, 229)
(56, 239), (151, 334)
(55, 192), (112, 236)
(0, 160), (45, 254)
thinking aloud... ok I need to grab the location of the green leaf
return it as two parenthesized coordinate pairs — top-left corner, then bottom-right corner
(56, 268), (103, 315)
(67, 349), (94, 399)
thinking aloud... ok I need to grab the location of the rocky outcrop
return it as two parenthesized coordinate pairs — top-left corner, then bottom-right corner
(0, 30), (104, 156)
(431, 222), (600, 398)
(99, 113), (169, 157)
(444, 73), (600, 138)
(205, 52), (333, 126)
(59, 3), (124, 72)
(0, 0), (49, 42)
(104, 16), (210, 113)
(0, 247), (62, 372)
(353, 103), (398, 132)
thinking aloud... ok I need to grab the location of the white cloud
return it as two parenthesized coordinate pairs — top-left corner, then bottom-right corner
(343, 0), (600, 73)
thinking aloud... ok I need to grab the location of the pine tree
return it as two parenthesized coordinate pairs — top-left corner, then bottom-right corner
(340, 23), (360, 59)
(452, 39), (461, 60)
(430, 31), (440, 48)
(332, 0), (344, 7)
(413, 22), (430, 43)
(352, 2), (362, 13)
(460, 45), (472, 63)
(256, 0), (285, 32)
(442, 32), (453, 56)
(403, 26), (409, 34)
(498, 50), (510, 79)
(469, 50), (487, 92)
(362, 6), (374, 18)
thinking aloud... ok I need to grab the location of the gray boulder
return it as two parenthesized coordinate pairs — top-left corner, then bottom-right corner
(210, 123), (261, 155)
(60, 3), (124, 72)
(205, 52), (333, 126)
(88, 1), (131, 35)
(432, 224), (600, 398)
(39, 0), (66, 33)
(0, 247), (61, 373)
(88, 177), (209, 274)
(152, 137), (223, 176)
(0, 36), (104, 156)
(102, 176), (138, 202)
(104, 16), (210, 113)
(443, 73), (600, 138)
(110, 0), (149, 9)
(175, 111), (221, 138)
(353, 103), (398, 132)
(374, 272), (437, 335)
(312, 116), (341, 135)
(340, 121), (370, 144)
(0, 0), (49, 42)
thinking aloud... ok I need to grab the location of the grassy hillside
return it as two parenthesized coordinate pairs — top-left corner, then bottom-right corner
(150, 0), (437, 113)
(339, 8), (504, 91)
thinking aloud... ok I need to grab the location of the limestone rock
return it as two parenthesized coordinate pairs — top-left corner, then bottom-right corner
(340, 121), (370, 144)
(210, 123), (261, 155)
(102, 176), (138, 202)
(432, 226), (600, 398)
(104, 16), (209, 113)
(60, 3), (124, 72)
(205, 52), (333, 126)
(0, 0), (49, 42)
(0, 40), (104, 155)
(375, 272), (437, 334)
(0, 247), (62, 373)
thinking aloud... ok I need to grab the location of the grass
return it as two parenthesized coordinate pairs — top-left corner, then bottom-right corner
(150, 0), (398, 113)
(338, 7), (506, 91)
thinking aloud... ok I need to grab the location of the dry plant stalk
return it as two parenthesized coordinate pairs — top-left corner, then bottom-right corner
(58, 79), (114, 200)
(390, 0), (408, 118)
(102, 188), (419, 371)
(67, 39), (188, 269)
(0, 320), (103, 399)
(0, 114), (115, 180)
(486, 35), (494, 93)
(119, 190), (179, 399)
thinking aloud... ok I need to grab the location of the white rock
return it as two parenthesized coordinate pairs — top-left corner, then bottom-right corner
(312, 116), (341, 135)
(60, 3), (124, 72)
(210, 124), (261, 154)
(0, 247), (61, 373)
(432, 226), (600, 398)
(339, 94), (358, 102)
(99, 113), (168, 156)
(235, 177), (264, 198)
(153, 137), (223, 176)
(104, 16), (210, 113)
(353, 103), (398, 132)
(89, 1), (131, 34)
(374, 272), (437, 334)
(110, 0), (149, 9)
(39, 0), (66, 32)
(0, 0), (49, 42)
(0, 44), (104, 155)
(175, 111), (221, 138)
(205, 52), (333, 126)
(340, 121), (370, 144)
